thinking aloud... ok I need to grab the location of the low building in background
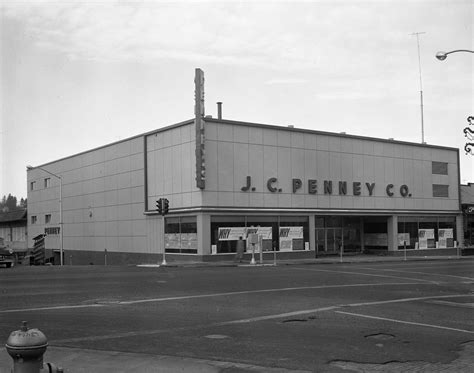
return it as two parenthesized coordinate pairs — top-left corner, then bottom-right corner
(461, 183), (474, 247)
(0, 208), (28, 264)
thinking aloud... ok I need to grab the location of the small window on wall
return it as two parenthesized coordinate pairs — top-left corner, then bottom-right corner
(31, 216), (37, 224)
(432, 161), (448, 175)
(44, 178), (51, 188)
(45, 214), (51, 224)
(30, 181), (36, 191)
(433, 184), (449, 197)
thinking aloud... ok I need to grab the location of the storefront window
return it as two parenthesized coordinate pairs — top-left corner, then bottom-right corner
(399, 216), (456, 249)
(210, 215), (309, 254)
(211, 216), (245, 253)
(165, 216), (197, 254)
(279, 216), (309, 251)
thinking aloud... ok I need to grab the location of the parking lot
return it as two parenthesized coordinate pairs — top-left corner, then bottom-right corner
(1, 258), (473, 372)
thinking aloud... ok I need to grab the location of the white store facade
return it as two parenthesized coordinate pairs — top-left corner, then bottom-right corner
(26, 70), (463, 265)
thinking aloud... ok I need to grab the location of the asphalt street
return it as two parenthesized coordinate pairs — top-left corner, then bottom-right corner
(1, 258), (473, 372)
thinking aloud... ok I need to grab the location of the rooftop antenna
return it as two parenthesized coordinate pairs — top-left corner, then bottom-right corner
(410, 31), (426, 144)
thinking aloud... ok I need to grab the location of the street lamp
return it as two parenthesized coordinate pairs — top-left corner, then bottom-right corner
(435, 49), (474, 156)
(27, 165), (63, 266)
(436, 49), (474, 61)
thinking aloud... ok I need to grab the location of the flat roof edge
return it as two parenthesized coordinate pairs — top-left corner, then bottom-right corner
(29, 119), (195, 170)
(204, 118), (459, 152)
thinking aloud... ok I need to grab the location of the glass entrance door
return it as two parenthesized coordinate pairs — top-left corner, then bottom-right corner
(315, 228), (342, 254)
(315, 216), (362, 256)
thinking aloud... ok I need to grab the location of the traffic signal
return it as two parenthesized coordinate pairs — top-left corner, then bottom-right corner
(163, 198), (169, 215)
(156, 199), (163, 215)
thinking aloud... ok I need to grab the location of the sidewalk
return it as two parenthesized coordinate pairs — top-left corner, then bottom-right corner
(0, 346), (308, 373)
(147, 254), (473, 268)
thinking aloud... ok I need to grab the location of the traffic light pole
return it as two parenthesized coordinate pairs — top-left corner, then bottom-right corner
(161, 215), (167, 266)
(156, 198), (169, 266)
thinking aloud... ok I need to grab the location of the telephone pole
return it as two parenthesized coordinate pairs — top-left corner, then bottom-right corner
(410, 32), (426, 144)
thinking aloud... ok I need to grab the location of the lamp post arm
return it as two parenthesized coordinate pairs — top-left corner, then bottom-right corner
(445, 49), (474, 55)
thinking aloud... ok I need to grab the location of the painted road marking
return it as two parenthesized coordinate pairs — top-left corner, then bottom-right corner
(0, 282), (424, 313)
(335, 310), (474, 334)
(50, 293), (474, 344)
(0, 304), (105, 313)
(116, 282), (424, 305)
(426, 300), (474, 308)
(344, 293), (474, 307)
(218, 294), (474, 324)
(353, 266), (474, 281)
(291, 267), (440, 284)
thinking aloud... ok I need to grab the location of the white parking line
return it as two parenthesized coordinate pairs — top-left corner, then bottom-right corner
(335, 310), (474, 334)
(218, 294), (474, 324)
(353, 267), (474, 281)
(0, 282), (423, 313)
(0, 304), (105, 313)
(118, 282), (422, 305)
(48, 293), (473, 343)
(291, 267), (440, 284)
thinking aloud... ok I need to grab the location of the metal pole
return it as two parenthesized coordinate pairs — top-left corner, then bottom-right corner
(161, 216), (167, 265)
(59, 177), (63, 266)
(410, 32), (426, 143)
(404, 240), (407, 261)
(250, 243), (256, 265)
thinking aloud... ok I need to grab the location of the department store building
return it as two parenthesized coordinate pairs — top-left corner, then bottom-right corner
(26, 69), (464, 265)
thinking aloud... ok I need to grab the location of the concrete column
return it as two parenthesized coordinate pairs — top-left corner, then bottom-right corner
(197, 214), (211, 255)
(309, 215), (315, 252)
(360, 218), (365, 253)
(456, 214), (464, 247)
(387, 215), (398, 251)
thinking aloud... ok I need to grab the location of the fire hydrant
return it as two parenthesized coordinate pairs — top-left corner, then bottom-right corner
(5, 321), (63, 373)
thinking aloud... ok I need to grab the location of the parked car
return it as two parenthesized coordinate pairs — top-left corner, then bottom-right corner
(0, 248), (14, 268)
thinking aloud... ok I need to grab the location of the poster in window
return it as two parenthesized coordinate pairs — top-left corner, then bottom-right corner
(438, 229), (453, 248)
(165, 233), (180, 249)
(418, 229), (435, 249)
(397, 233), (410, 247)
(218, 227), (246, 241)
(181, 233), (197, 250)
(279, 226), (304, 251)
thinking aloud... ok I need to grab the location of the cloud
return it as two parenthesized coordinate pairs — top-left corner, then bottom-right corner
(265, 78), (308, 85)
(2, 0), (472, 75)
(0, 1), (399, 71)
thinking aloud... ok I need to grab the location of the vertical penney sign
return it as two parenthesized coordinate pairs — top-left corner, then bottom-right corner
(195, 68), (206, 189)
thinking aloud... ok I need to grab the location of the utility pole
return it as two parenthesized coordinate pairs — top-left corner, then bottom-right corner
(410, 32), (426, 144)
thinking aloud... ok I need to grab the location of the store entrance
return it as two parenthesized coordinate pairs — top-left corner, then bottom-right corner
(315, 216), (362, 256)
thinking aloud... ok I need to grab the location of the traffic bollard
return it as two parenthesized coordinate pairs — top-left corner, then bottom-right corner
(5, 321), (64, 373)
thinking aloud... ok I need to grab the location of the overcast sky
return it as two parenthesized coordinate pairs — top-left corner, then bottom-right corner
(1, 0), (473, 200)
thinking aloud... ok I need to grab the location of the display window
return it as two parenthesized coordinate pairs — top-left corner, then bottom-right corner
(165, 216), (197, 254)
(211, 215), (309, 254)
(398, 216), (456, 249)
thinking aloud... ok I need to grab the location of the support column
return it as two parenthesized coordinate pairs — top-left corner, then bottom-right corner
(309, 215), (315, 253)
(196, 214), (211, 255)
(387, 215), (398, 251)
(456, 214), (464, 248)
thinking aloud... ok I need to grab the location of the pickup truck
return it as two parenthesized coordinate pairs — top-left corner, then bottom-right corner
(0, 248), (14, 268)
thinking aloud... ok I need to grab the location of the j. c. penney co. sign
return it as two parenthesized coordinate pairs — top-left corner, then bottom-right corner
(240, 176), (412, 197)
